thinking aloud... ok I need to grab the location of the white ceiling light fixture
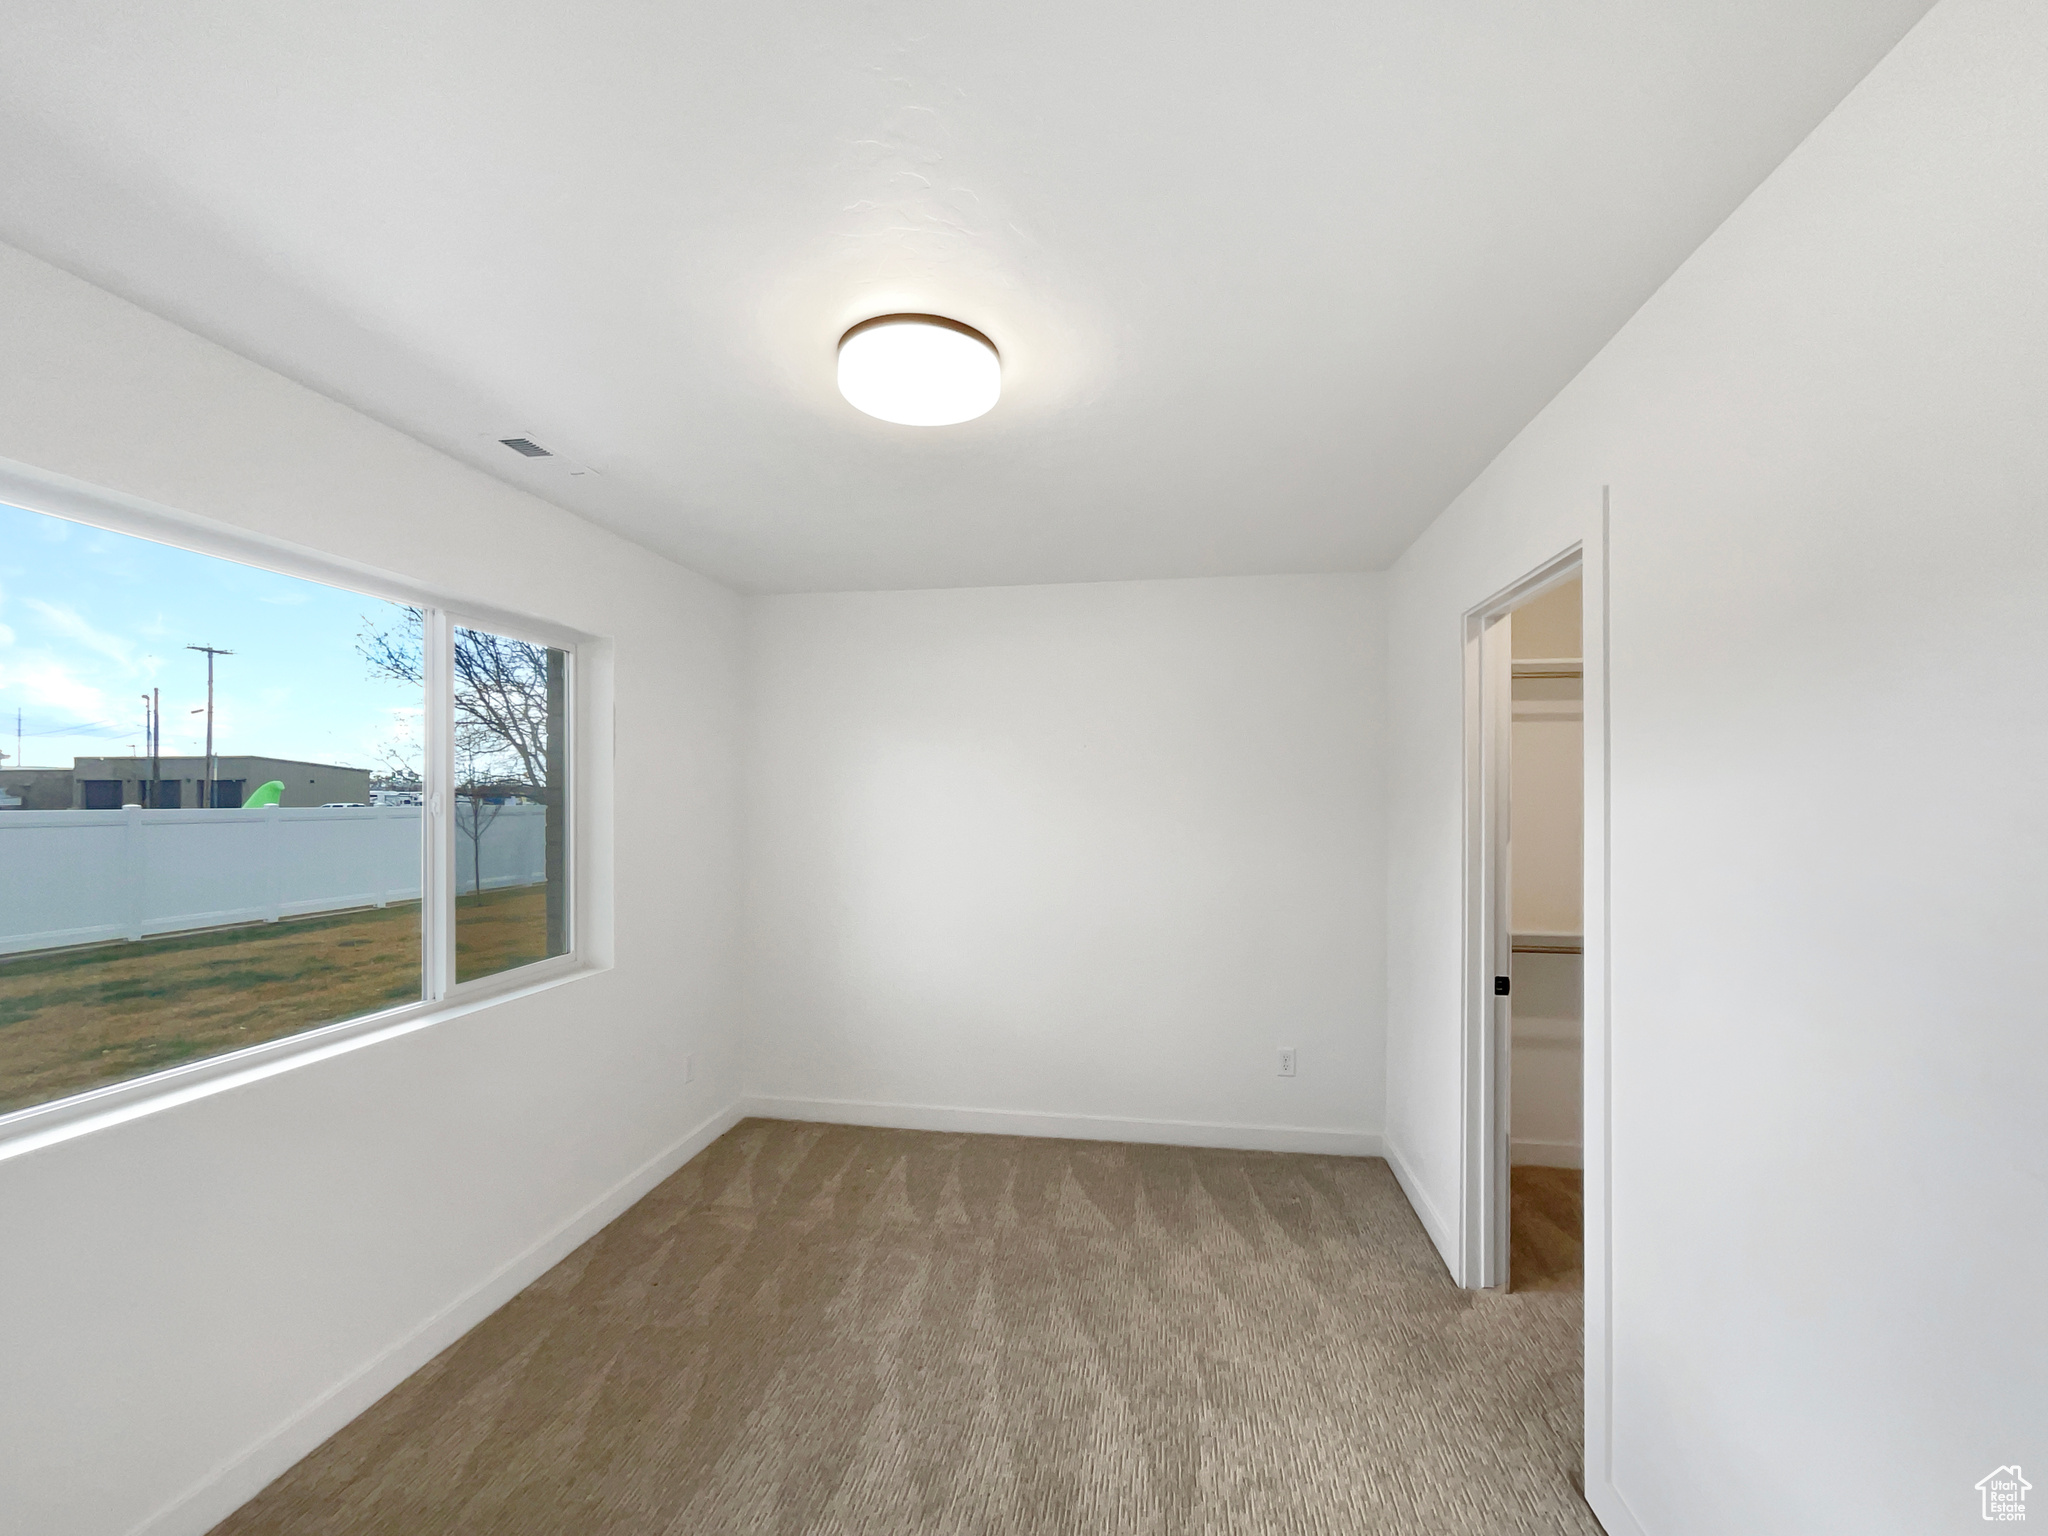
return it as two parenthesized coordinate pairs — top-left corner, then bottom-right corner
(837, 315), (1001, 426)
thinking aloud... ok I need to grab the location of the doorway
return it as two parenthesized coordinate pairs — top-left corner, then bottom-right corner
(1501, 575), (1584, 1290)
(1459, 548), (1588, 1293)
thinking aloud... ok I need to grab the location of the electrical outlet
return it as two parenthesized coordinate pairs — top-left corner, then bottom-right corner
(1278, 1048), (1297, 1078)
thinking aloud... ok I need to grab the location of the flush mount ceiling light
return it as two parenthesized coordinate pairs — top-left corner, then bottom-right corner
(837, 314), (1000, 426)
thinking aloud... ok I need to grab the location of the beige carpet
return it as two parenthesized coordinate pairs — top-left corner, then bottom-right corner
(213, 1120), (1600, 1535)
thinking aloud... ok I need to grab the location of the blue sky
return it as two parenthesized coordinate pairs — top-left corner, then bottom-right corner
(0, 502), (421, 774)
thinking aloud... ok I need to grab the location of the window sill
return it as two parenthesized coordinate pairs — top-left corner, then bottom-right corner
(0, 953), (604, 1164)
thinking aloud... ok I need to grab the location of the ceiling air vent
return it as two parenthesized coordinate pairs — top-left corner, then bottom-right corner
(483, 430), (595, 478)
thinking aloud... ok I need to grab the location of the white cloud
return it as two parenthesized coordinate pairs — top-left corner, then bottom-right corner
(22, 599), (136, 671)
(0, 623), (13, 647)
(0, 657), (112, 719)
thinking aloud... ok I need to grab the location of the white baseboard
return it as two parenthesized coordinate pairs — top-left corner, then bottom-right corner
(1510, 1136), (1584, 1169)
(129, 1099), (747, 1536)
(1587, 1478), (1651, 1536)
(742, 1095), (1383, 1158)
(1382, 1137), (1458, 1280)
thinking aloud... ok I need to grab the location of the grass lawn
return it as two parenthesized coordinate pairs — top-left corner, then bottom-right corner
(0, 886), (550, 1114)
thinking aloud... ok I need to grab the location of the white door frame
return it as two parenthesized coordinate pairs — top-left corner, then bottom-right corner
(1457, 500), (1629, 1534)
(1458, 548), (1581, 1294)
(1458, 539), (1591, 1291)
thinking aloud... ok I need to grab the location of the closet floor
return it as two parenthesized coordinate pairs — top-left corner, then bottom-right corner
(1510, 1165), (1584, 1293)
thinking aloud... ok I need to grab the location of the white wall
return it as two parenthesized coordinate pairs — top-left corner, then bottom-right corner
(1509, 648), (1585, 1168)
(743, 575), (1385, 1153)
(1508, 950), (1581, 1168)
(1511, 708), (1584, 1167)
(0, 242), (743, 1536)
(1385, 1), (2046, 1531)
(1509, 576), (1585, 939)
(1510, 576), (1582, 663)
(1509, 711), (1584, 937)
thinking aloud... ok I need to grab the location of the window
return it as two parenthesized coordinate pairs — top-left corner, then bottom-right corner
(451, 625), (569, 983)
(0, 498), (576, 1121)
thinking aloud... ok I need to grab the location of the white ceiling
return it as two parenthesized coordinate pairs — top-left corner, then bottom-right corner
(0, 2), (1931, 593)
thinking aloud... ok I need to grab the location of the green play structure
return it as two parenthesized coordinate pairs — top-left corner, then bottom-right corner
(241, 780), (285, 808)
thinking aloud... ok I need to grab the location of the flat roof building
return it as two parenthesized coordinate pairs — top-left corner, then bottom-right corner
(62, 756), (373, 809)
(0, 767), (76, 810)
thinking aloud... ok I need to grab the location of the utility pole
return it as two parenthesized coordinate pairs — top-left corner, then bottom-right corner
(186, 645), (233, 808)
(141, 690), (161, 807)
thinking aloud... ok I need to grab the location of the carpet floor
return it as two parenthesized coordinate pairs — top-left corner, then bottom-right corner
(212, 1120), (1599, 1535)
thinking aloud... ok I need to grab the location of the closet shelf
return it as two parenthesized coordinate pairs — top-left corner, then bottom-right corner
(1512, 930), (1583, 955)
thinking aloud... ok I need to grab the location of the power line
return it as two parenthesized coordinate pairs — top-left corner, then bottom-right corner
(13, 717), (132, 738)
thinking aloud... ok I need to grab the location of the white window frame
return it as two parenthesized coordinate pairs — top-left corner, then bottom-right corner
(0, 459), (596, 1160)
(429, 608), (579, 1000)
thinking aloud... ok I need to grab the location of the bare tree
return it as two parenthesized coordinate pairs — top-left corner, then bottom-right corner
(369, 743), (423, 792)
(454, 729), (509, 899)
(361, 609), (567, 954)
(359, 612), (554, 788)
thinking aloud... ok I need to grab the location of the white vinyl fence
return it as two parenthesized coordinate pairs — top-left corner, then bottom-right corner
(0, 804), (548, 956)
